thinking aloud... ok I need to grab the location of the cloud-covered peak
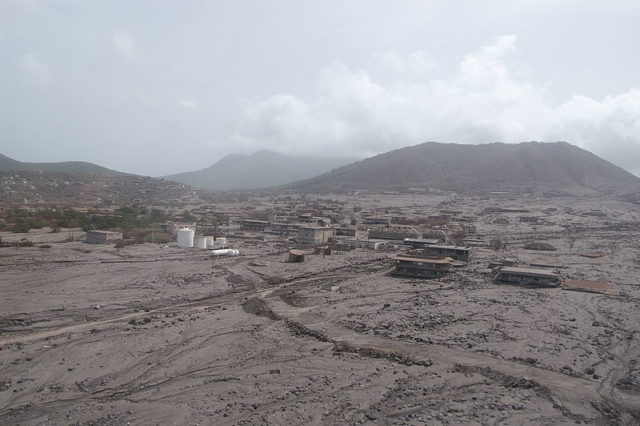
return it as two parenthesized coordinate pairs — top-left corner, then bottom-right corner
(1, 2), (638, 176)
(231, 35), (640, 174)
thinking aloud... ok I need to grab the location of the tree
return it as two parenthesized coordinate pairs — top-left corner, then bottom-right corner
(148, 208), (167, 224)
(181, 210), (197, 222)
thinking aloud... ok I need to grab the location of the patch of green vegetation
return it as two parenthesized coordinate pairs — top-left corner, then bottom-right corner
(2, 205), (171, 234)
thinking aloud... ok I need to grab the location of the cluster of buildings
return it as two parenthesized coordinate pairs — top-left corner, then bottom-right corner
(390, 243), (571, 288)
(220, 197), (607, 291)
(80, 194), (611, 293)
(391, 243), (471, 279)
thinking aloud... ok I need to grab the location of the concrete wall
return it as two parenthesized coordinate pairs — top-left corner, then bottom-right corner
(85, 231), (123, 244)
(297, 227), (332, 245)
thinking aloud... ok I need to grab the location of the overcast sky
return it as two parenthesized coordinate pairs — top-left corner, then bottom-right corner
(1, 0), (639, 176)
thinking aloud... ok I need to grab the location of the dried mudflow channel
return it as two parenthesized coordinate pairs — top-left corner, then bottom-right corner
(2, 195), (640, 425)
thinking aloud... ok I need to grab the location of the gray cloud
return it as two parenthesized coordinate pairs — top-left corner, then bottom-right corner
(18, 53), (52, 86)
(232, 35), (640, 174)
(1, 1), (639, 176)
(112, 29), (135, 59)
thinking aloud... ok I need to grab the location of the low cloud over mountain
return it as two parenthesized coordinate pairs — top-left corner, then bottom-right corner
(232, 35), (640, 175)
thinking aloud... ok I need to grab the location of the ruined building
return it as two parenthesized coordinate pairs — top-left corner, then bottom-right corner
(392, 254), (452, 278)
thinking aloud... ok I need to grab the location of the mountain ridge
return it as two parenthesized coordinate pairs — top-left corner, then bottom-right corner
(164, 150), (358, 190)
(284, 142), (640, 194)
(0, 154), (127, 176)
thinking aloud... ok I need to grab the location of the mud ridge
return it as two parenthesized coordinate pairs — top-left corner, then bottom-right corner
(453, 364), (594, 423)
(333, 341), (434, 367)
(241, 298), (281, 321)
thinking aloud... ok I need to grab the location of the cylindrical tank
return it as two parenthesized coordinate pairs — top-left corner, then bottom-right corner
(205, 236), (214, 248)
(214, 237), (227, 248)
(211, 249), (232, 256)
(211, 248), (240, 256)
(194, 236), (207, 249)
(177, 228), (195, 248)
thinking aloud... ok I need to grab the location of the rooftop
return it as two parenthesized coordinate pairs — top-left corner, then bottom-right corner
(404, 238), (441, 245)
(499, 267), (559, 278)
(394, 255), (452, 264)
(563, 279), (619, 295)
(425, 244), (469, 251)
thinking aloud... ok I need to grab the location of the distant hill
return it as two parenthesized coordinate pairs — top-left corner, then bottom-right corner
(0, 154), (207, 206)
(0, 169), (206, 207)
(286, 142), (640, 194)
(165, 150), (358, 190)
(0, 154), (126, 176)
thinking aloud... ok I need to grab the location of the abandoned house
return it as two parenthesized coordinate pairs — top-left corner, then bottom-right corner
(496, 267), (560, 287)
(421, 245), (470, 262)
(362, 216), (391, 225)
(345, 238), (387, 251)
(267, 222), (301, 236)
(295, 214), (332, 226)
(335, 227), (357, 236)
(392, 254), (452, 278)
(296, 227), (333, 245)
(240, 219), (269, 232)
(403, 238), (441, 248)
(85, 230), (123, 244)
(162, 221), (196, 235)
(368, 226), (419, 241)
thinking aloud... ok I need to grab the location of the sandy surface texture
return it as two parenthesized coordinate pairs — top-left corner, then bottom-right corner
(1, 193), (640, 424)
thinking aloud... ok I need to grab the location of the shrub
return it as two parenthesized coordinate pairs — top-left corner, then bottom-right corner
(12, 221), (31, 233)
(12, 238), (34, 247)
(144, 232), (173, 244)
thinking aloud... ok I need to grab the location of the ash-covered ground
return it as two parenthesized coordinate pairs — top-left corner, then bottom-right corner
(1, 193), (639, 425)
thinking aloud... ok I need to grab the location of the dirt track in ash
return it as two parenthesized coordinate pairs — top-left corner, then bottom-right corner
(1, 194), (640, 424)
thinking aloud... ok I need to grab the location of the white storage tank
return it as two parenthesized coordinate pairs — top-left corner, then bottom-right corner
(211, 248), (239, 256)
(177, 228), (195, 248)
(194, 236), (207, 249)
(205, 236), (214, 248)
(214, 237), (227, 248)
